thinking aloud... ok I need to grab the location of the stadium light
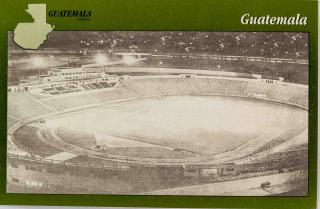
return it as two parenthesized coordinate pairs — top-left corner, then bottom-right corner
(122, 55), (138, 65)
(95, 53), (108, 65)
(31, 56), (45, 79)
(31, 56), (44, 68)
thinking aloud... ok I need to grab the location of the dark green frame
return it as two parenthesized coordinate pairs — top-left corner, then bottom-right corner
(0, 0), (317, 208)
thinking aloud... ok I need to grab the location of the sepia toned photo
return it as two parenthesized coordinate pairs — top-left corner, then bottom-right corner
(7, 31), (308, 196)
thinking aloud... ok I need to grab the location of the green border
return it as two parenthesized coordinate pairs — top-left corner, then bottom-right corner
(0, 0), (317, 208)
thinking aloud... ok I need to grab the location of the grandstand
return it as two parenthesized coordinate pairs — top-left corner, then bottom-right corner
(7, 76), (308, 129)
(8, 93), (52, 121)
(35, 76), (308, 112)
(7, 70), (308, 195)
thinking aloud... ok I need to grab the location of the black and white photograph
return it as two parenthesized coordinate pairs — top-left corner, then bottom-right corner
(7, 31), (308, 196)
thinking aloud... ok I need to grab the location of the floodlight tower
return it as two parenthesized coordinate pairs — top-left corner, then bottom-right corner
(31, 56), (44, 80)
(122, 55), (138, 65)
(95, 53), (108, 72)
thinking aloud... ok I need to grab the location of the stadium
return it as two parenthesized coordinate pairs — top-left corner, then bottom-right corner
(7, 32), (308, 195)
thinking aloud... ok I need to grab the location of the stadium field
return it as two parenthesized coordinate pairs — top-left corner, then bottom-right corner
(39, 95), (307, 159)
